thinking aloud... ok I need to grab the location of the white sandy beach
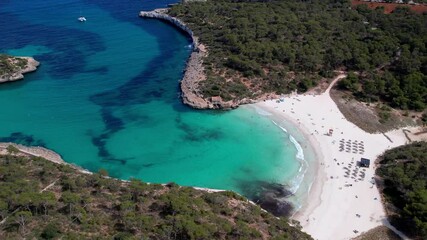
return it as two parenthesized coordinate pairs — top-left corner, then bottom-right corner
(253, 75), (425, 240)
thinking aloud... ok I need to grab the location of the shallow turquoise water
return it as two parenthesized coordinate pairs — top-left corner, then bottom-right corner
(0, 0), (303, 196)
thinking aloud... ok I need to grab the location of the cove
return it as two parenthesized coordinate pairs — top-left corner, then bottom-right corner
(0, 0), (304, 203)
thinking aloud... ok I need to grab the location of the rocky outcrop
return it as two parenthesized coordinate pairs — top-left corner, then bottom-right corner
(140, 9), (253, 110)
(0, 56), (40, 83)
(0, 142), (64, 164)
(139, 9), (199, 50)
(180, 50), (210, 108)
(141, 9), (235, 109)
(180, 44), (245, 109)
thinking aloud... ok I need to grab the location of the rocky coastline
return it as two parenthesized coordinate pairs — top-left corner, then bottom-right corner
(140, 9), (243, 109)
(0, 56), (40, 83)
(0, 142), (64, 164)
(139, 9), (199, 50)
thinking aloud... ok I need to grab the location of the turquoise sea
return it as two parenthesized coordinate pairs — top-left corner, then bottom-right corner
(0, 0), (311, 208)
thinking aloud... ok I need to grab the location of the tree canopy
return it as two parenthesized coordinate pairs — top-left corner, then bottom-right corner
(377, 142), (427, 239)
(0, 153), (311, 239)
(169, 0), (427, 110)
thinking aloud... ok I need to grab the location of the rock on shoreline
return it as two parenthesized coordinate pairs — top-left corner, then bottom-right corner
(140, 9), (244, 110)
(0, 56), (40, 83)
(139, 9), (199, 49)
(0, 142), (64, 164)
(180, 49), (210, 109)
(0, 142), (94, 175)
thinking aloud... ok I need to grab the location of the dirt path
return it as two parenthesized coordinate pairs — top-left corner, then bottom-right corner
(40, 179), (58, 193)
(326, 73), (347, 94)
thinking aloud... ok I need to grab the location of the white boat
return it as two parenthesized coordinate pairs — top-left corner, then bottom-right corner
(78, 16), (87, 22)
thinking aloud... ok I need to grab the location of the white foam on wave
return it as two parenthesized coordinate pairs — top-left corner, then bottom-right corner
(274, 121), (309, 195)
(289, 135), (304, 160)
(253, 106), (273, 116)
(272, 120), (287, 132)
(288, 135), (309, 194)
(253, 109), (315, 214)
(255, 107), (312, 199)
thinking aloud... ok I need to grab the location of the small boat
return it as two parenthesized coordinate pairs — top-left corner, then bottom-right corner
(78, 16), (87, 22)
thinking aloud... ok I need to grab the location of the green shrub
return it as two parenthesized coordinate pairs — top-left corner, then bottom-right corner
(40, 223), (61, 239)
(6, 145), (19, 154)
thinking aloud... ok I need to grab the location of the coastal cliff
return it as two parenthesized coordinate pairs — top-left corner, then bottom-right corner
(139, 9), (199, 49)
(0, 55), (40, 83)
(140, 9), (239, 109)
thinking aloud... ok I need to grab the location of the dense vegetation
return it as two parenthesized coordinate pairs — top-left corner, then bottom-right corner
(0, 152), (311, 239)
(338, 68), (427, 112)
(376, 142), (427, 239)
(169, 0), (426, 109)
(0, 54), (28, 78)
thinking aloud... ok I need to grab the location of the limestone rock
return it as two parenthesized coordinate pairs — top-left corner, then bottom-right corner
(0, 56), (40, 83)
(140, 9), (248, 110)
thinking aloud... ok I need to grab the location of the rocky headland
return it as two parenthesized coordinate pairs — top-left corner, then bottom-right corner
(140, 9), (243, 110)
(0, 142), (64, 164)
(0, 55), (40, 83)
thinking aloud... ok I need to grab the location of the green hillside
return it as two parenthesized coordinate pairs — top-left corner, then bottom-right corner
(0, 152), (311, 239)
(169, 0), (426, 111)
